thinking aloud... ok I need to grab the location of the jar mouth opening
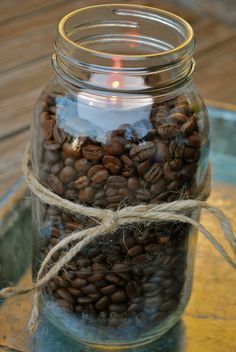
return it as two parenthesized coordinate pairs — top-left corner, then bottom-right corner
(57, 4), (194, 69)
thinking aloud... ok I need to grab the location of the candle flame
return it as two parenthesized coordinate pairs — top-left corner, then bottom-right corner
(112, 80), (120, 89)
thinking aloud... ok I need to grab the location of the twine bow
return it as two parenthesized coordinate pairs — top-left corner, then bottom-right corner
(0, 147), (236, 333)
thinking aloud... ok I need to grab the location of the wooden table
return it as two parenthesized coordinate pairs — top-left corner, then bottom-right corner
(0, 0), (236, 198)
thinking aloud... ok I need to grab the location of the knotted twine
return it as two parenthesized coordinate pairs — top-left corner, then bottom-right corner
(0, 146), (236, 333)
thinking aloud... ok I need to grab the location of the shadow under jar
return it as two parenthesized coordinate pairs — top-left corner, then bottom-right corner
(30, 4), (210, 350)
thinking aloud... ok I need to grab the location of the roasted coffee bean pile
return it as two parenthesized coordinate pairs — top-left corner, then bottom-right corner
(39, 94), (201, 206)
(35, 91), (203, 334)
(43, 217), (189, 334)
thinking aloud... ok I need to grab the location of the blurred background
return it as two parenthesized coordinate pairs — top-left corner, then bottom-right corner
(0, 0), (236, 196)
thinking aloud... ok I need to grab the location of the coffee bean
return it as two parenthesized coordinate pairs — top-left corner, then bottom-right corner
(169, 159), (183, 172)
(143, 282), (159, 292)
(145, 243), (161, 253)
(127, 177), (139, 191)
(144, 295), (163, 307)
(133, 253), (153, 264)
(77, 296), (94, 304)
(95, 296), (110, 310)
(181, 118), (196, 136)
(127, 303), (140, 314)
(89, 293), (102, 301)
(88, 273), (104, 283)
(175, 95), (189, 106)
(169, 104), (186, 115)
(42, 118), (55, 140)
(75, 176), (90, 189)
(79, 187), (95, 203)
(165, 285), (181, 298)
(48, 281), (57, 291)
(130, 142), (156, 161)
(92, 263), (108, 272)
(64, 158), (75, 166)
(137, 159), (151, 176)
(67, 287), (83, 297)
(184, 131), (201, 148)
(169, 141), (184, 159)
(160, 298), (178, 311)
(169, 112), (187, 125)
(168, 253), (184, 268)
(136, 188), (151, 202)
(163, 162), (178, 182)
(103, 141), (124, 156)
(105, 273), (121, 285)
(48, 175), (64, 195)
(107, 176), (127, 188)
(111, 289), (127, 303)
(88, 165), (108, 183)
(126, 281), (141, 299)
(51, 161), (63, 175)
(56, 288), (76, 305)
(156, 125), (178, 140)
(109, 303), (127, 313)
(50, 237), (59, 246)
(182, 146), (197, 162)
(181, 163), (197, 179)
(154, 142), (169, 162)
(142, 266), (156, 277)
(63, 142), (81, 158)
(57, 299), (73, 311)
(116, 272), (131, 282)
(59, 166), (76, 183)
(100, 285), (117, 295)
(112, 262), (129, 272)
(94, 190), (106, 201)
(82, 144), (103, 160)
(71, 278), (87, 288)
(119, 236), (136, 250)
(82, 284), (98, 294)
(120, 155), (133, 168)
(144, 287), (163, 298)
(92, 253), (105, 263)
(103, 155), (122, 174)
(94, 280), (108, 289)
(64, 189), (78, 200)
(75, 159), (91, 173)
(49, 224), (60, 236)
(105, 187), (117, 197)
(162, 278), (175, 288)
(53, 126), (67, 144)
(150, 179), (166, 194)
(128, 245), (143, 257)
(144, 163), (162, 183)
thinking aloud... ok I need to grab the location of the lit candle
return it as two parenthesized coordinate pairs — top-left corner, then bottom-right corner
(56, 57), (153, 141)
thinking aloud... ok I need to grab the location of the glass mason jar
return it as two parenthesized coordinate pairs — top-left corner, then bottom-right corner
(30, 4), (210, 349)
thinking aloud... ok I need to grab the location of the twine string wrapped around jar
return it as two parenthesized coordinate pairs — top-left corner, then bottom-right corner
(0, 147), (236, 333)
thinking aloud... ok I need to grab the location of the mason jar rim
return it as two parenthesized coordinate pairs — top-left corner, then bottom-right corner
(58, 4), (194, 61)
(54, 4), (195, 92)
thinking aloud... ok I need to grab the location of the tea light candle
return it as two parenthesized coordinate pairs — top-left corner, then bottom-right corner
(57, 57), (153, 140)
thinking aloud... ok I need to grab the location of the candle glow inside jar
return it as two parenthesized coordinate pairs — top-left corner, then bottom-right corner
(31, 4), (210, 349)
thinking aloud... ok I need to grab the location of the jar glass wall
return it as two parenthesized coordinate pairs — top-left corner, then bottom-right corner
(30, 4), (210, 349)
